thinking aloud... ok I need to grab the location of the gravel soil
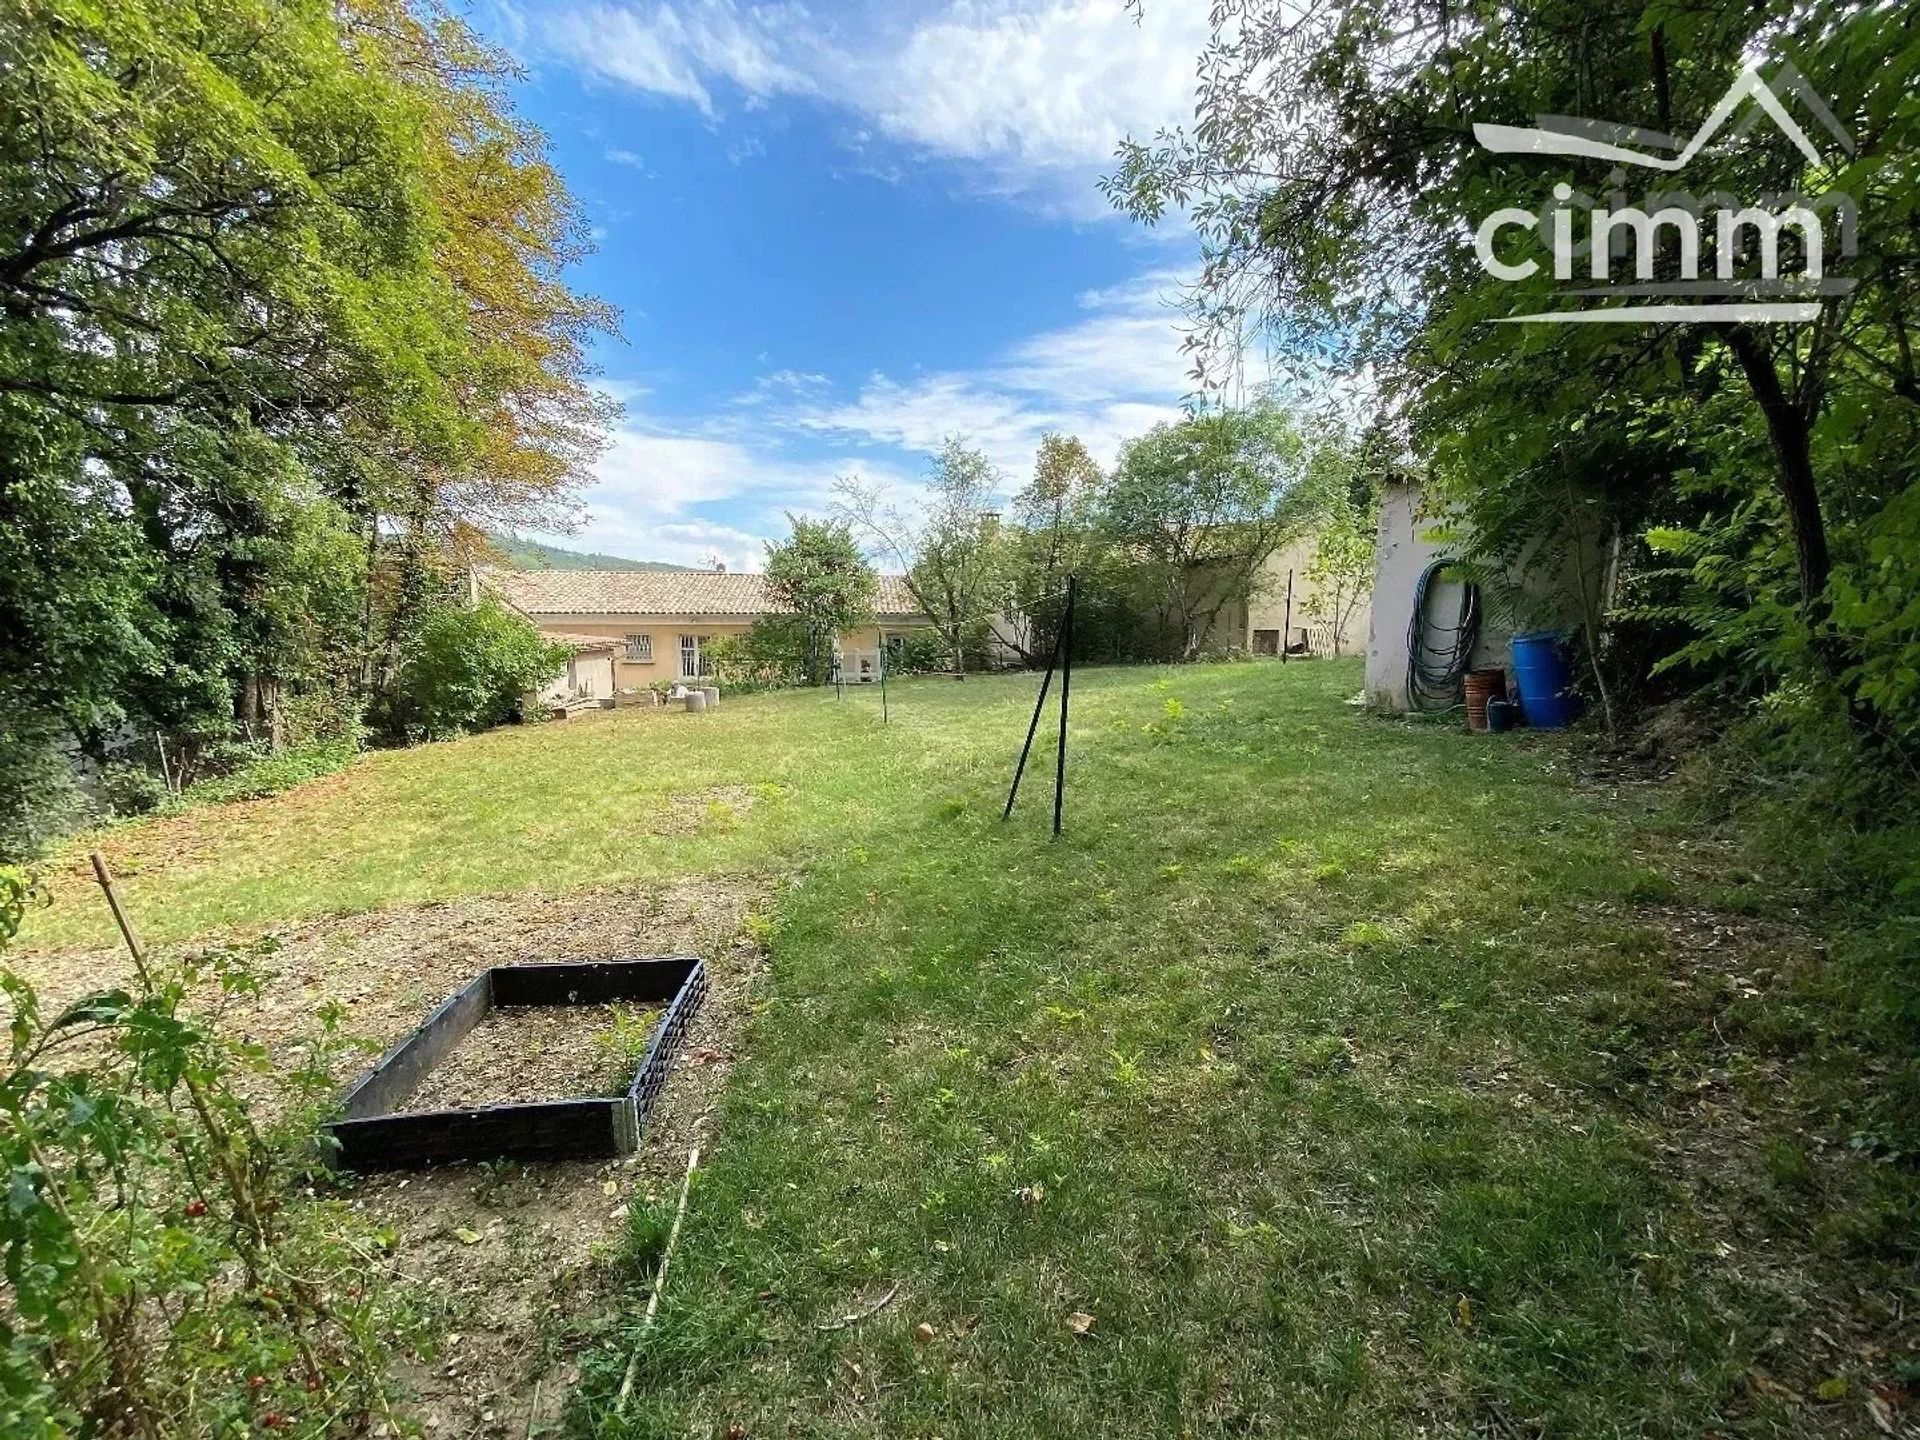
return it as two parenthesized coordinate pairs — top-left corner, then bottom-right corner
(405, 1003), (658, 1110)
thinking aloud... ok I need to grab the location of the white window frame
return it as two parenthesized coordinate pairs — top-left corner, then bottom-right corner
(625, 633), (652, 662)
(678, 633), (701, 680)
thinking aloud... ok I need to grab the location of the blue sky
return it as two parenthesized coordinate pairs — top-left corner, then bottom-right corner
(478, 0), (1236, 570)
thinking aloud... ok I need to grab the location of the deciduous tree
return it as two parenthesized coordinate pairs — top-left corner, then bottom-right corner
(835, 440), (1008, 677)
(1104, 0), (1920, 735)
(763, 516), (878, 685)
(1103, 404), (1317, 660)
(1005, 433), (1109, 664)
(0, 0), (613, 851)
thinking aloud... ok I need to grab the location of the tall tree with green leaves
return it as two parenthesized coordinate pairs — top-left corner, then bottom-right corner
(835, 439), (1008, 677)
(1103, 403), (1317, 660)
(764, 516), (879, 685)
(1005, 433), (1109, 664)
(0, 0), (613, 851)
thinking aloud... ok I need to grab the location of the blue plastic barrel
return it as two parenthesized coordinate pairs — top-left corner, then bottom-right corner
(1510, 631), (1579, 729)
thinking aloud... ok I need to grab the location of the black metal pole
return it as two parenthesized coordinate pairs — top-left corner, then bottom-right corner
(1052, 575), (1076, 840)
(1003, 622), (1062, 820)
(1281, 568), (1294, 663)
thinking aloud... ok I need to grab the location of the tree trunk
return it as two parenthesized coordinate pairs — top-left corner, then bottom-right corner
(1726, 328), (1832, 624)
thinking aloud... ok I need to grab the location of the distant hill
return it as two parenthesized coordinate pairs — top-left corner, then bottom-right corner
(487, 534), (695, 572)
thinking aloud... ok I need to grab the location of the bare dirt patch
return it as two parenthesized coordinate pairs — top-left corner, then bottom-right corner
(406, 1002), (658, 1110)
(11, 876), (773, 1438)
(648, 782), (758, 836)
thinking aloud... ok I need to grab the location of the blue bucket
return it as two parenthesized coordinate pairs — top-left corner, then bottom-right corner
(1510, 631), (1580, 730)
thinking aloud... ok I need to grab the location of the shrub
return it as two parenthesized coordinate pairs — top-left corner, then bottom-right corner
(99, 758), (170, 817)
(889, 630), (950, 675)
(706, 616), (811, 692)
(394, 597), (567, 739)
(280, 681), (366, 753)
(182, 737), (358, 805)
(0, 869), (421, 1431)
(0, 727), (95, 862)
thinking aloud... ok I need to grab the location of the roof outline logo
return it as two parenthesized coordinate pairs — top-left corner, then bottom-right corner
(1469, 64), (1857, 325)
(1473, 64), (1854, 172)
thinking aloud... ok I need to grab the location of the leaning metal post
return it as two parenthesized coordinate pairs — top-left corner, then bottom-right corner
(1003, 611), (1064, 820)
(1282, 568), (1294, 664)
(1052, 575), (1076, 840)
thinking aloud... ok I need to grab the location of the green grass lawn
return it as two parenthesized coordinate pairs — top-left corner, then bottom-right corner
(28, 661), (1917, 1436)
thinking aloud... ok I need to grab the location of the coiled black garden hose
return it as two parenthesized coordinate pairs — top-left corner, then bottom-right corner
(1406, 559), (1480, 711)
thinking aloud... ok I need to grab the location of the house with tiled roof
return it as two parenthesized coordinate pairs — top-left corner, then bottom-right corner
(480, 565), (930, 693)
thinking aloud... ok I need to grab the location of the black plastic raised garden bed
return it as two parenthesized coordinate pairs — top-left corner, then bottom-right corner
(325, 955), (706, 1170)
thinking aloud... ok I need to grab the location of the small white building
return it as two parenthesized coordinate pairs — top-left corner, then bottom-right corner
(535, 632), (621, 709)
(1364, 482), (1610, 712)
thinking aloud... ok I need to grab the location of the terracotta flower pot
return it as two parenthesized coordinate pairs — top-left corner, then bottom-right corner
(1464, 668), (1507, 733)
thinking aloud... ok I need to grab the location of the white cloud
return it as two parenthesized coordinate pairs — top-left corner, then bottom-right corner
(871, 2), (1203, 171)
(527, 267), (1268, 565)
(779, 266), (1222, 479)
(530, 409), (914, 570)
(542, 1), (815, 116)
(603, 147), (654, 174)
(521, 0), (1207, 210)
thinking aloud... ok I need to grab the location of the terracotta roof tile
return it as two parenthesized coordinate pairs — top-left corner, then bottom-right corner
(483, 568), (924, 619)
(545, 631), (624, 652)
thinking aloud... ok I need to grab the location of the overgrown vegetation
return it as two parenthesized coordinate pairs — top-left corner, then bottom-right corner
(0, 868), (420, 1433)
(0, 0), (611, 861)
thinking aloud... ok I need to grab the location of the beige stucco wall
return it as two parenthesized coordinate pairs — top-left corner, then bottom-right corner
(537, 649), (616, 705)
(1193, 531), (1377, 658)
(526, 617), (920, 686)
(1246, 535), (1374, 659)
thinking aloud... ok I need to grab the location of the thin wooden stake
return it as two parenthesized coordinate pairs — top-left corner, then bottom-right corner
(90, 850), (150, 981)
(1281, 568), (1294, 664)
(616, 1145), (699, 1412)
(154, 732), (177, 795)
(523, 1378), (543, 1440)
